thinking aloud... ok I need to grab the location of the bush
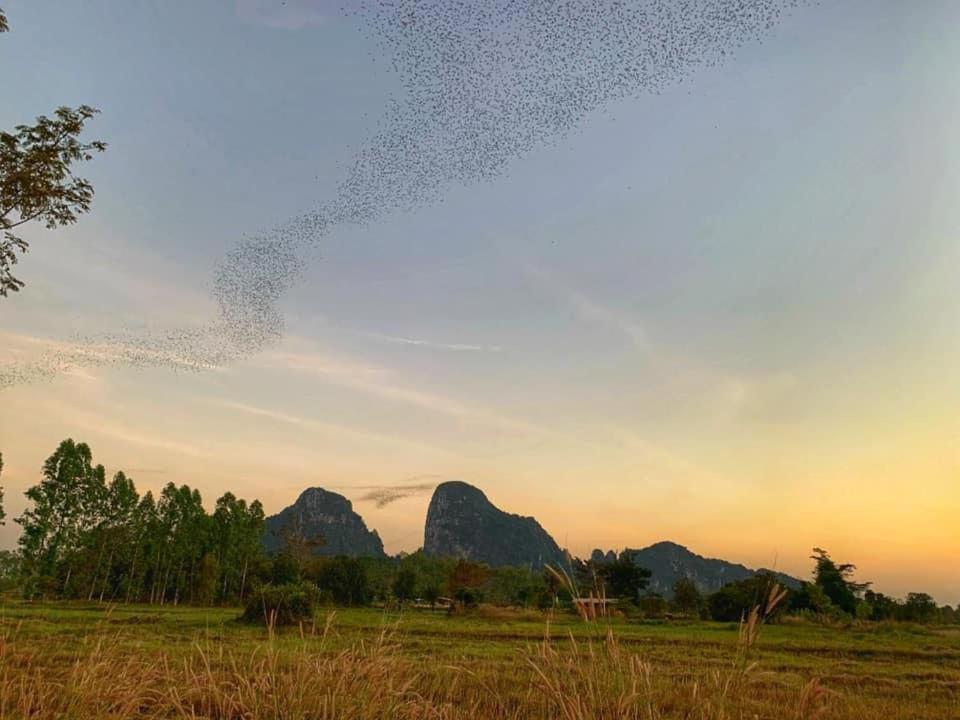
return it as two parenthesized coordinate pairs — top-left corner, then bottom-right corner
(453, 586), (483, 608)
(708, 574), (790, 622)
(242, 582), (319, 626)
(789, 581), (833, 616)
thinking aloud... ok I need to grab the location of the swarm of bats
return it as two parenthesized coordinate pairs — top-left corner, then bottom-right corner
(2, 0), (807, 388)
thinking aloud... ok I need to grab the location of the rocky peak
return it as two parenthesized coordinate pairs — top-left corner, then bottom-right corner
(423, 481), (564, 568)
(263, 487), (385, 558)
(591, 548), (617, 565)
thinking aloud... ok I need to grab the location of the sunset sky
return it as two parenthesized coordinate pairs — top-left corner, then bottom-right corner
(1, 1), (958, 603)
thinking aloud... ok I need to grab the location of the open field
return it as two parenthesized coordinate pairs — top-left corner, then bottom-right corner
(0, 601), (958, 719)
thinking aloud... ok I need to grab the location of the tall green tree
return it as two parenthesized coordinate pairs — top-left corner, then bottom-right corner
(672, 577), (703, 615)
(212, 492), (265, 603)
(16, 439), (103, 595)
(811, 548), (869, 616)
(486, 565), (545, 607)
(399, 550), (454, 604)
(13, 437), (270, 606)
(84, 471), (139, 601)
(1, 7), (107, 296)
(316, 556), (371, 606)
(154, 483), (210, 604)
(599, 554), (651, 603)
(448, 559), (489, 607)
(213, 492), (241, 601)
(129, 490), (160, 602)
(273, 514), (325, 584)
(900, 593), (938, 623)
(392, 567), (417, 605)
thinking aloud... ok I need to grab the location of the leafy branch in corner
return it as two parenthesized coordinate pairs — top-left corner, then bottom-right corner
(0, 8), (107, 297)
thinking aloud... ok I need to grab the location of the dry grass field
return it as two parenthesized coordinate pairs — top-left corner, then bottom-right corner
(0, 600), (957, 719)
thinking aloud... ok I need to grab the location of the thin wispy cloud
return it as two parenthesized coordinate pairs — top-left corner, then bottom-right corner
(565, 290), (649, 350)
(44, 404), (214, 460)
(257, 341), (546, 437)
(210, 398), (453, 458)
(234, 0), (332, 29)
(710, 371), (801, 423)
(524, 265), (649, 351)
(358, 331), (503, 353)
(260, 348), (390, 382)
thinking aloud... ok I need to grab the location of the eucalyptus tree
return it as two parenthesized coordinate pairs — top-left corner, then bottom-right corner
(15, 437), (266, 606)
(16, 439), (103, 595)
(212, 492), (265, 602)
(129, 490), (160, 603)
(154, 483), (210, 604)
(85, 471), (139, 600)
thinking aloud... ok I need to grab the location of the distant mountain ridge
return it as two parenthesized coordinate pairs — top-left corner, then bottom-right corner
(616, 541), (800, 596)
(263, 487), (385, 558)
(265, 483), (800, 593)
(423, 481), (564, 568)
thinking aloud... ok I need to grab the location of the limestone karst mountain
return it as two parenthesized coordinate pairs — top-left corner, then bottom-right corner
(266, 484), (801, 594)
(423, 481), (564, 568)
(263, 487), (386, 558)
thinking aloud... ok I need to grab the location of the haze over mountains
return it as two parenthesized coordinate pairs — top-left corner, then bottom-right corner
(264, 481), (799, 593)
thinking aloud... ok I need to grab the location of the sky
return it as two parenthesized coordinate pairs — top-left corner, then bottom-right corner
(1, 0), (958, 603)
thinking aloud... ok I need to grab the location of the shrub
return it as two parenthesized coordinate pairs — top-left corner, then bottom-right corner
(242, 582), (319, 626)
(709, 574), (791, 622)
(453, 586), (483, 608)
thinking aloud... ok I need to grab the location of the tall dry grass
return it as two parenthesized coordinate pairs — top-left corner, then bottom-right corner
(531, 567), (828, 720)
(0, 591), (829, 720)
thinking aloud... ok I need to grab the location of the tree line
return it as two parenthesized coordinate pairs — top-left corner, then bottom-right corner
(560, 548), (959, 625)
(0, 439), (957, 627)
(1, 440), (264, 604)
